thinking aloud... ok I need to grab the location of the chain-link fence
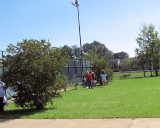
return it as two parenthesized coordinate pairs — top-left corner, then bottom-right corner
(62, 58), (92, 77)
(0, 51), (92, 79)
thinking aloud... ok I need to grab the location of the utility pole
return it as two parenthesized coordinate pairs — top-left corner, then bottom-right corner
(72, 0), (84, 76)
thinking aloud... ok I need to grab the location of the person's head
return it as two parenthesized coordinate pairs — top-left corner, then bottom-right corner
(0, 81), (5, 90)
(87, 71), (89, 74)
(102, 70), (105, 74)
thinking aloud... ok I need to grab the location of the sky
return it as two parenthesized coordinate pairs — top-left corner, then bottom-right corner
(1, 0), (160, 57)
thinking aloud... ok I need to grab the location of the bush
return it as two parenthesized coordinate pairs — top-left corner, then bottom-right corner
(105, 64), (113, 84)
(1, 39), (69, 109)
(91, 58), (113, 85)
(112, 68), (120, 72)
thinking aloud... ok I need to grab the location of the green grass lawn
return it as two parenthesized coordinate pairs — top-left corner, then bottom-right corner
(1, 72), (160, 118)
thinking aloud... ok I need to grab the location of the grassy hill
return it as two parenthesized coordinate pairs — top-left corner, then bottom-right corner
(1, 72), (160, 118)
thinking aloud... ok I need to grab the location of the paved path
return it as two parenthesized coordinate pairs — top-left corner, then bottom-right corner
(1, 118), (160, 128)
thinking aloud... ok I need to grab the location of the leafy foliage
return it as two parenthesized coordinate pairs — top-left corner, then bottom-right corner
(1, 39), (69, 109)
(61, 45), (73, 58)
(136, 24), (160, 76)
(71, 45), (81, 58)
(119, 58), (134, 75)
(114, 51), (129, 59)
(83, 41), (114, 61)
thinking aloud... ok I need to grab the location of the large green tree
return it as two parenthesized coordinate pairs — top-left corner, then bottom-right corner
(135, 49), (148, 77)
(114, 51), (129, 59)
(136, 24), (160, 76)
(62, 41), (114, 60)
(83, 41), (114, 61)
(119, 58), (134, 75)
(61, 45), (73, 58)
(71, 45), (81, 58)
(1, 39), (69, 109)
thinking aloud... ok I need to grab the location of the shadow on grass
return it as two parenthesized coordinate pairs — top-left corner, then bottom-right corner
(0, 107), (56, 120)
(119, 74), (158, 80)
(119, 74), (130, 79)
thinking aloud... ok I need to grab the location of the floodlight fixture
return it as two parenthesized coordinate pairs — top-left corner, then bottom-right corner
(72, 0), (79, 7)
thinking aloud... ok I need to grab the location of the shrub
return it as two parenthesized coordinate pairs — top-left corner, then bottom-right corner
(1, 39), (69, 109)
(91, 58), (113, 85)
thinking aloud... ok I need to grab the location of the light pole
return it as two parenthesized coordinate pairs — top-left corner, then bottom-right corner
(72, 0), (84, 76)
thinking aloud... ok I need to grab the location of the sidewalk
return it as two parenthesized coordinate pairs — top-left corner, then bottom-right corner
(1, 118), (160, 128)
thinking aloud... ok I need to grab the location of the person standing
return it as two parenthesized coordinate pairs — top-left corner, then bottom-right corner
(86, 71), (93, 89)
(100, 70), (107, 87)
(0, 81), (5, 112)
(82, 76), (87, 86)
(91, 72), (96, 87)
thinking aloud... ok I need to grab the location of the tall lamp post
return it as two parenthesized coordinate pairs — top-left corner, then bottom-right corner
(72, 0), (84, 76)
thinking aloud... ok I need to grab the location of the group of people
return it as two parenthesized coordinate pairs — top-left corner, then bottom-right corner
(83, 70), (107, 89)
(85, 71), (96, 89)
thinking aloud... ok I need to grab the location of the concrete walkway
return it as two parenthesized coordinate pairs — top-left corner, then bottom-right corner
(1, 118), (160, 128)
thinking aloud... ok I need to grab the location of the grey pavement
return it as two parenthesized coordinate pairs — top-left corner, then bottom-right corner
(1, 118), (160, 128)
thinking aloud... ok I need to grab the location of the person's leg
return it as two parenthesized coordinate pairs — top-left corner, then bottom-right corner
(88, 81), (91, 89)
(104, 79), (106, 86)
(91, 81), (94, 88)
(91, 81), (93, 89)
(94, 81), (97, 87)
(102, 79), (104, 87)
(0, 97), (4, 112)
(88, 81), (92, 89)
(87, 81), (90, 89)
(2, 103), (5, 111)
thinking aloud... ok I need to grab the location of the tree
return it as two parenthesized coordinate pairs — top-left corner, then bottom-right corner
(61, 45), (73, 58)
(131, 57), (141, 70)
(1, 39), (69, 109)
(83, 41), (114, 61)
(71, 45), (81, 58)
(114, 51), (129, 59)
(136, 24), (160, 76)
(146, 26), (160, 76)
(135, 48), (148, 77)
(119, 58), (134, 75)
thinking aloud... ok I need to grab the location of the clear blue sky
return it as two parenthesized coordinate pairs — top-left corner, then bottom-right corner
(1, 0), (160, 57)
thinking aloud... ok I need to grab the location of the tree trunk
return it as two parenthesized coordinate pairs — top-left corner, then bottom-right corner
(144, 70), (146, 77)
(150, 70), (153, 77)
(155, 67), (159, 76)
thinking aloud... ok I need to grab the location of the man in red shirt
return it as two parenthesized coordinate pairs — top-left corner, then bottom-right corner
(86, 71), (93, 89)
